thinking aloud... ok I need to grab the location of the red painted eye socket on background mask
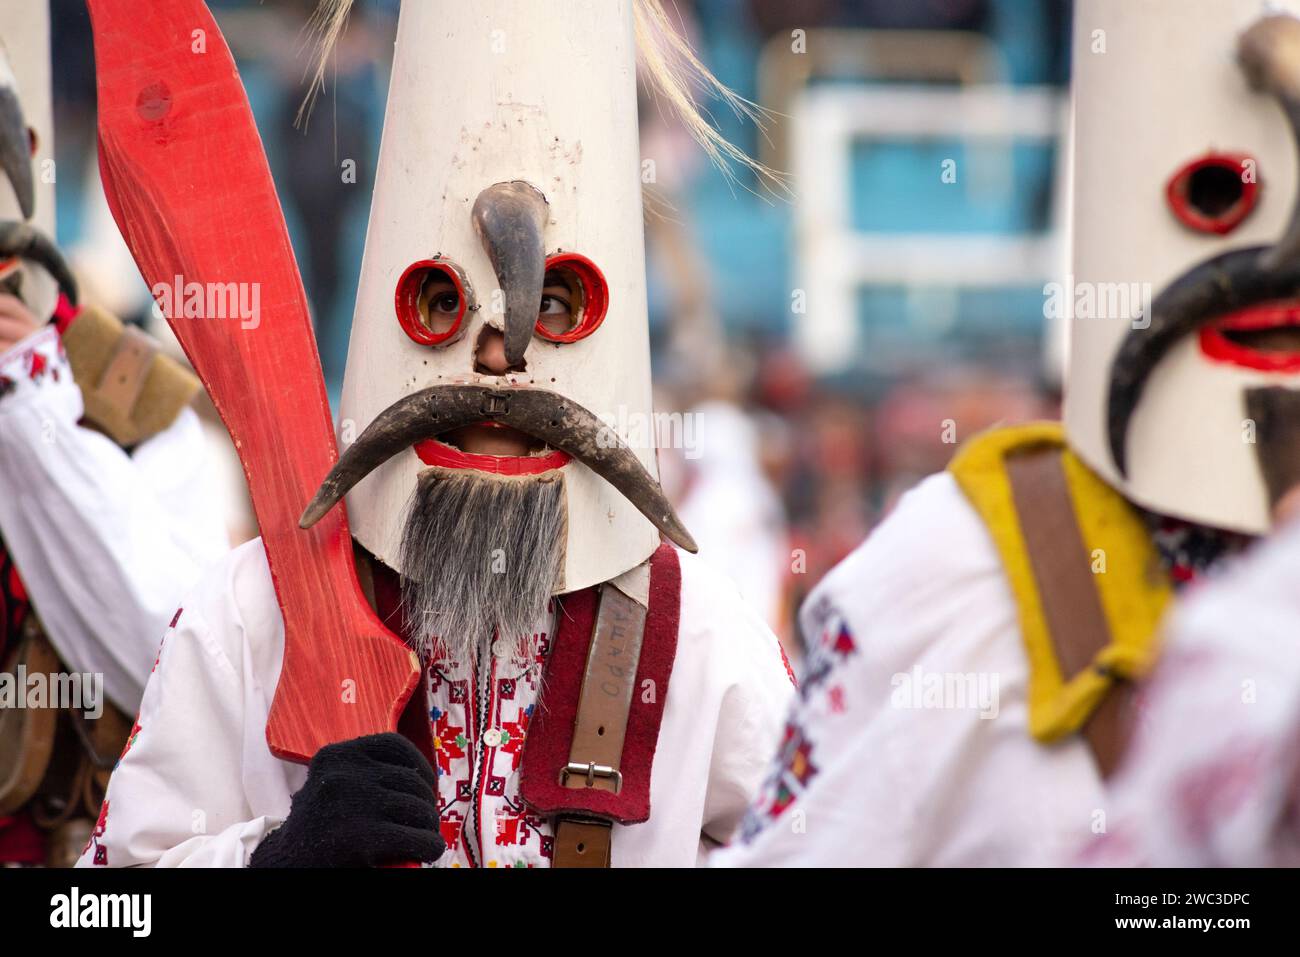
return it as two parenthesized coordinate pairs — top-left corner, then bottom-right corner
(395, 258), (470, 347)
(535, 252), (609, 343)
(1165, 152), (1260, 236)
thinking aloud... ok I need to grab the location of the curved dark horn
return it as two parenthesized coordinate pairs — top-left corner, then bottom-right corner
(1240, 14), (1300, 271)
(0, 220), (79, 305)
(1106, 247), (1300, 476)
(0, 87), (33, 222)
(471, 181), (547, 367)
(301, 384), (698, 553)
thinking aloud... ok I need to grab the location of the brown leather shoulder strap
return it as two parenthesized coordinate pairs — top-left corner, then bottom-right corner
(552, 818), (613, 868)
(1004, 448), (1135, 778)
(552, 582), (647, 868)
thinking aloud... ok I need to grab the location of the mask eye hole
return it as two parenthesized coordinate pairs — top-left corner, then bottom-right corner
(1165, 152), (1259, 235)
(395, 258), (472, 347)
(534, 253), (608, 343)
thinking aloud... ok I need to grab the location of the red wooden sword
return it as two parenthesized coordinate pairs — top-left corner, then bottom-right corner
(87, 0), (421, 763)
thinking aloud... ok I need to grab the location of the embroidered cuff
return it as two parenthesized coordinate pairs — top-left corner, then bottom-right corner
(0, 325), (80, 417)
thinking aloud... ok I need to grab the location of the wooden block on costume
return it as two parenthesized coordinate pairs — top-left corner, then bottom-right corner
(0, 626), (60, 816)
(61, 303), (200, 447)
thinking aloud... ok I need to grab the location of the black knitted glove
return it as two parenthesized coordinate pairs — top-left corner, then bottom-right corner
(249, 732), (444, 868)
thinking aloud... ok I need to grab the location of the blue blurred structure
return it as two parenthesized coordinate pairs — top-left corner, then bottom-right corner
(673, 0), (1071, 391)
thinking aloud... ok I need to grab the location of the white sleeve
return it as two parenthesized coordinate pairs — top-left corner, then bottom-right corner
(710, 477), (957, 867)
(76, 541), (302, 868)
(711, 472), (1079, 867)
(708, 590), (880, 866)
(697, 584), (798, 848)
(1082, 520), (1300, 867)
(0, 325), (229, 712)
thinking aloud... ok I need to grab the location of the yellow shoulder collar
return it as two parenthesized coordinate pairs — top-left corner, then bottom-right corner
(948, 422), (1171, 742)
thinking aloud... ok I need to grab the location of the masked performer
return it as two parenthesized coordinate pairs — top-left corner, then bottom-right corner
(715, 0), (1300, 867)
(1077, 500), (1300, 868)
(0, 4), (227, 866)
(78, 0), (794, 869)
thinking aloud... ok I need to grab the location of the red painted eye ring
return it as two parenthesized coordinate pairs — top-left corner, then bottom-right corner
(535, 252), (608, 343)
(395, 258), (469, 347)
(1165, 152), (1260, 236)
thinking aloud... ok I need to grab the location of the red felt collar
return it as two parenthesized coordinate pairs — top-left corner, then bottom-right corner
(518, 543), (682, 825)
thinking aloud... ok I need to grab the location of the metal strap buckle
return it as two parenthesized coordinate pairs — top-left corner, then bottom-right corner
(480, 392), (510, 416)
(560, 761), (623, 793)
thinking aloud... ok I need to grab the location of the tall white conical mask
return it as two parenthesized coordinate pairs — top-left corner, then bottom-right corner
(1066, 0), (1300, 533)
(331, 0), (692, 594)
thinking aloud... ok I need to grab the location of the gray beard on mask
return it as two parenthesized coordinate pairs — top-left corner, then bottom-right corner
(397, 466), (567, 668)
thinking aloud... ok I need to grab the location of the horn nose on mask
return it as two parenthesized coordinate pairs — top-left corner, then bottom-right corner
(471, 181), (548, 367)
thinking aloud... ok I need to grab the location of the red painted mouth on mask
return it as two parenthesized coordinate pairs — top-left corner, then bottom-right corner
(1199, 300), (1300, 372)
(414, 423), (571, 475)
